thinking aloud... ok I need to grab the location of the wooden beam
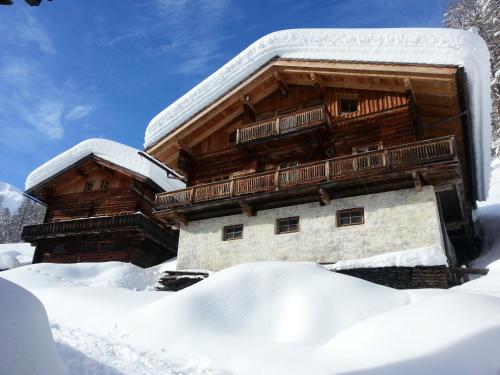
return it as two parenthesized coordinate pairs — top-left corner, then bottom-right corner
(175, 139), (195, 157)
(309, 72), (326, 97)
(318, 188), (331, 205)
(412, 171), (423, 192)
(242, 95), (257, 120)
(239, 201), (255, 216)
(172, 212), (188, 227)
(273, 71), (289, 96)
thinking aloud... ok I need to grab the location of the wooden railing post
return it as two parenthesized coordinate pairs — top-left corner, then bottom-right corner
(325, 160), (330, 181)
(229, 179), (235, 197)
(275, 170), (280, 191)
(235, 129), (240, 145)
(275, 117), (280, 134)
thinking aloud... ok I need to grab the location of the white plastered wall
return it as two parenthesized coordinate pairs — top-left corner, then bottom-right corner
(177, 186), (445, 271)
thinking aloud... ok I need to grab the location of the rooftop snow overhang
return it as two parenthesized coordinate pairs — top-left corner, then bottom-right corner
(25, 138), (184, 197)
(144, 28), (492, 201)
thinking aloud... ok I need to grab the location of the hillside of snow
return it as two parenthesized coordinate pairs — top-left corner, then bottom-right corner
(0, 161), (499, 374)
(0, 182), (23, 212)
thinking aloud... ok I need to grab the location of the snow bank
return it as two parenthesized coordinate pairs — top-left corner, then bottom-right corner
(3, 258), (500, 374)
(144, 28), (492, 200)
(0, 277), (65, 375)
(326, 245), (448, 270)
(5, 261), (160, 291)
(0, 242), (35, 270)
(323, 291), (500, 374)
(25, 138), (184, 192)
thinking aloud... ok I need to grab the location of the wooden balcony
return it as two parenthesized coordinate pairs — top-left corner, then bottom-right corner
(236, 105), (331, 145)
(22, 213), (172, 244)
(155, 136), (458, 215)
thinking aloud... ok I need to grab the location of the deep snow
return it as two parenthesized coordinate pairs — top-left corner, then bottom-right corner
(0, 242), (35, 270)
(144, 28), (492, 201)
(1, 160), (499, 374)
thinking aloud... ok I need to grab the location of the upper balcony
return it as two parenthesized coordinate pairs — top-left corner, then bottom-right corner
(154, 136), (460, 223)
(236, 105), (331, 145)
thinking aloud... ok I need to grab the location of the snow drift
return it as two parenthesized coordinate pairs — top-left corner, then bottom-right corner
(144, 28), (492, 200)
(25, 138), (184, 192)
(0, 243), (35, 270)
(0, 277), (65, 375)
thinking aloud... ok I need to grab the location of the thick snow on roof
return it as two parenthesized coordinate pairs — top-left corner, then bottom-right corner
(145, 28), (492, 200)
(25, 138), (184, 192)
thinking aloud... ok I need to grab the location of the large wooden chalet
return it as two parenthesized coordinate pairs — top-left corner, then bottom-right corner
(144, 29), (491, 287)
(22, 139), (183, 268)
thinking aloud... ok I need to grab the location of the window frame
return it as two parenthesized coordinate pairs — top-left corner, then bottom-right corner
(352, 142), (383, 155)
(223, 224), (244, 241)
(100, 180), (110, 191)
(336, 208), (365, 227)
(83, 182), (94, 192)
(276, 216), (300, 234)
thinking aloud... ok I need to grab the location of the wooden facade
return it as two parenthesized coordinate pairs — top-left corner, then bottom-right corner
(147, 59), (478, 264)
(22, 156), (178, 268)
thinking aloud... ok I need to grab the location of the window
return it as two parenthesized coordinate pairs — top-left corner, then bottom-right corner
(212, 175), (230, 183)
(340, 99), (359, 114)
(352, 143), (382, 154)
(83, 182), (94, 192)
(276, 217), (300, 234)
(337, 208), (365, 227)
(99, 242), (114, 251)
(100, 180), (109, 190)
(228, 130), (237, 144)
(223, 224), (243, 241)
(278, 161), (298, 169)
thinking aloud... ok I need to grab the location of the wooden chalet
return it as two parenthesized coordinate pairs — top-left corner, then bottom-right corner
(140, 29), (492, 288)
(22, 139), (182, 268)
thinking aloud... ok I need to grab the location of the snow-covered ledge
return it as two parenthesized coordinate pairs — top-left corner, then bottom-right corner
(323, 245), (448, 271)
(144, 28), (492, 200)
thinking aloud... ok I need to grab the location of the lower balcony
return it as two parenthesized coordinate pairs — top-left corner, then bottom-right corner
(155, 136), (460, 223)
(21, 212), (173, 246)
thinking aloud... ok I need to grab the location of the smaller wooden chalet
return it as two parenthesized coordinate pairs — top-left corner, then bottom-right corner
(22, 139), (184, 268)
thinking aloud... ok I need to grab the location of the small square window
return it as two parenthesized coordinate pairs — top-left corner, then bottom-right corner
(337, 208), (364, 227)
(340, 99), (359, 115)
(99, 242), (114, 251)
(228, 131), (237, 144)
(83, 182), (94, 192)
(278, 161), (299, 170)
(276, 217), (300, 234)
(101, 180), (109, 190)
(213, 175), (230, 183)
(223, 224), (243, 241)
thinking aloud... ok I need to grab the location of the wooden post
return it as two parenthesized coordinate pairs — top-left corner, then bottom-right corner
(325, 160), (330, 181)
(275, 170), (280, 191)
(235, 129), (241, 145)
(275, 117), (280, 134)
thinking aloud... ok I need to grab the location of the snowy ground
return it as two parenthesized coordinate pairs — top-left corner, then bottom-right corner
(0, 242), (35, 270)
(1, 161), (500, 374)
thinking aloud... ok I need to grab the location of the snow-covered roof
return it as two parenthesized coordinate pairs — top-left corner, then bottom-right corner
(25, 139), (184, 192)
(144, 28), (492, 200)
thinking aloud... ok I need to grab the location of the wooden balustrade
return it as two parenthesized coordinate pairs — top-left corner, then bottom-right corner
(155, 136), (456, 211)
(22, 212), (170, 242)
(236, 105), (329, 144)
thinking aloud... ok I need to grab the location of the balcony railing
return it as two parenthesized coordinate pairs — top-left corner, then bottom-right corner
(236, 105), (330, 144)
(155, 136), (456, 211)
(22, 213), (170, 242)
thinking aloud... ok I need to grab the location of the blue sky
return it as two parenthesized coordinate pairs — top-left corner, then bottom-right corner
(0, 0), (447, 190)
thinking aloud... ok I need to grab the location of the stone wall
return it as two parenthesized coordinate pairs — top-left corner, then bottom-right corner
(177, 186), (445, 271)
